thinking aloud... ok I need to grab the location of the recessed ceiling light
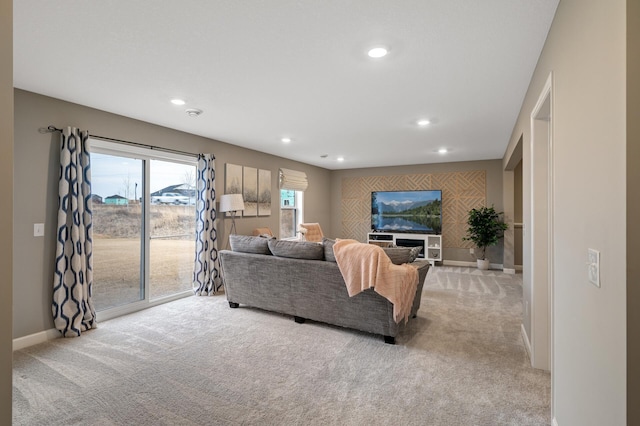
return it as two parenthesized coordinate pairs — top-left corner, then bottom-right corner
(438, 148), (448, 154)
(171, 99), (186, 105)
(281, 137), (292, 143)
(417, 119), (430, 126)
(337, 156), (345, 162)
(367, 47), (388, 58)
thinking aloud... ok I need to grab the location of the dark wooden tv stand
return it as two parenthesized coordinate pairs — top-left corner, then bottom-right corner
(367, 232), (442, 266)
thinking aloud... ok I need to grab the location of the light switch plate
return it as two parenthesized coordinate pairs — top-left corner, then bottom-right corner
(34, 223), (44, 237)
(588, 248), (600, 287)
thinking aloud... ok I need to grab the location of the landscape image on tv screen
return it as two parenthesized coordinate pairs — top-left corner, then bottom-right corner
(371, 190), (442, 234)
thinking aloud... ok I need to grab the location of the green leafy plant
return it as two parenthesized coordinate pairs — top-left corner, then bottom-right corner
(463, 205), (508, 260)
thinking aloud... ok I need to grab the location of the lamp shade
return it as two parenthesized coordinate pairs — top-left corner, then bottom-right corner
(219, 193), (245, 212)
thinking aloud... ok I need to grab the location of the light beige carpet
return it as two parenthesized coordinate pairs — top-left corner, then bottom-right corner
(13, 266), (550, 425)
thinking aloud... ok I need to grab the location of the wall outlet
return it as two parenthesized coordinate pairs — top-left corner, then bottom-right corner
(469, 248), (474, 254)
(588, 248), (600, 287)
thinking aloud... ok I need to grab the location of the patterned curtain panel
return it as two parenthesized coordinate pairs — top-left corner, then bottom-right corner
(193, 154), (222, 295)
(52, 127), (96, 337)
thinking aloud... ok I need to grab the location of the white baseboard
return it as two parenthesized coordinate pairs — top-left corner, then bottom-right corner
(521, 323), (532, 362)
(442, 260), (505, 270)
(503, 268), (516, 274)
(442, 260), (475, 267)
(13, 328), (60, 351)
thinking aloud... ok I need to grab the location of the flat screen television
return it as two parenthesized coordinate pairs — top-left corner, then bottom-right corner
(371, 190), (442, 234)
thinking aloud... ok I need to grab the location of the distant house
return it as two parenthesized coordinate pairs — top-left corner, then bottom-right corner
(91, 194), (103, 204)
(104, 195), (128, 205)
(151, 184), (196, 198)
(151, 184), (196, 205)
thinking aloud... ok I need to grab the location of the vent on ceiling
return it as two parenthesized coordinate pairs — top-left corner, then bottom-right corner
(186, 109), (203, 117)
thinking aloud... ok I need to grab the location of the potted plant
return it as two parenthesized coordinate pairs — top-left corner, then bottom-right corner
(463, 205), (508, 270)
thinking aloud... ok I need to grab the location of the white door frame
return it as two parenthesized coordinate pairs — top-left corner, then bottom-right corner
(529, 72), (554, 408)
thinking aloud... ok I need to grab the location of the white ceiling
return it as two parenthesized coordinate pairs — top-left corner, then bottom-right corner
(13, 1), (558, 170)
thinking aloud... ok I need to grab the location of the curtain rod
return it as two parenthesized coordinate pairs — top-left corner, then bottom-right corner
(41, 125), (203, 159)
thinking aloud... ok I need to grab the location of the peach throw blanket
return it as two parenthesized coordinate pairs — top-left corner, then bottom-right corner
(333, 239), (418, 323)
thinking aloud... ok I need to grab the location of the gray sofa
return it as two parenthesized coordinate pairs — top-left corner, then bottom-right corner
(219, 238), (430, 344)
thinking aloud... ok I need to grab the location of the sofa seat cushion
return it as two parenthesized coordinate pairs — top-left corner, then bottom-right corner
(268, 239), (324, 260)
(229, 235), (272, 255)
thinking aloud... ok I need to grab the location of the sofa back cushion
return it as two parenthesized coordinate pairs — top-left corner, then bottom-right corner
(268, 239), (324, 260)
(229, 235), (272, 255)
(382, 246), (423, 264)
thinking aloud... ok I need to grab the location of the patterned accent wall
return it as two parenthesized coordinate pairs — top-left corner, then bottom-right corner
(341, 171), (486, 249)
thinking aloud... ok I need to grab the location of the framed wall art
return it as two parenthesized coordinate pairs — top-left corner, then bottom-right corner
(243, 166), (258, 216)
(258, 169), (272, 216)
(224, 163), (243, 217)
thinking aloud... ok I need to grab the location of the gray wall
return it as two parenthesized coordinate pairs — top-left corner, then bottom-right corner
(628, 1), (640, 422)
(330, 159), (504, 263)
(1, 0), (13, 421)
(13, 89), (332, 339)
(503, 0), (627, 423)
(513, 161), (523, 266)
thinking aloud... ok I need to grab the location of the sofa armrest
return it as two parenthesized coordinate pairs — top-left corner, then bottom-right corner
(410, 260), (430, 317)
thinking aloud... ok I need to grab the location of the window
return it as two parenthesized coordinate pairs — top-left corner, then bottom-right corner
(91, 139), (197, 320)
(278, 168), (307, 240)
(280, 189), (303, 239)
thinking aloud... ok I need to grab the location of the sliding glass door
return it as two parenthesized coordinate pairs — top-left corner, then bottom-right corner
(91, 140), (197, 319)
(91, 153), (144, 310)
(149, 159), (196, 300)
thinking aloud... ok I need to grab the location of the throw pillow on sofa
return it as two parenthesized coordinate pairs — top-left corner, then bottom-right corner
(322, 237), (337, 262)
(229, 235), (272, 255)
(382, 246), (423, 264)
(268, 239), (324, 260)
(406, 246), (422, 262)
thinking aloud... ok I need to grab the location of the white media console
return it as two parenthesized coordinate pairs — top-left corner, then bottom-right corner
(367, 232), (442, 266)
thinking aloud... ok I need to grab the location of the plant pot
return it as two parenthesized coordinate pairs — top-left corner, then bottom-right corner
(477, 259), (490, 270)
